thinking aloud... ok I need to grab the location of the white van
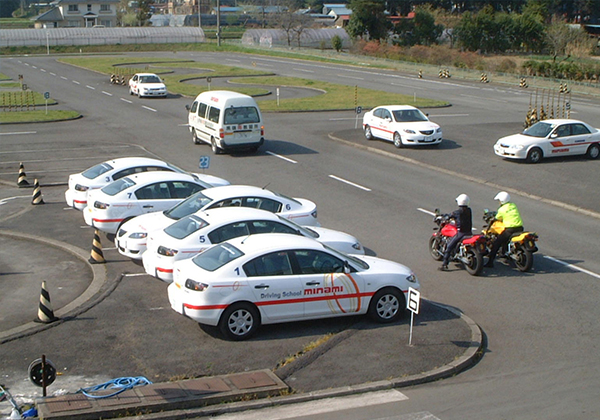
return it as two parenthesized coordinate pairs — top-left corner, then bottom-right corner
(186, 90), (265, 154)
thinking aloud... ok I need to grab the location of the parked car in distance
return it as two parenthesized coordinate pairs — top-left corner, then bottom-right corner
(168, 233), (419, 340)
(494, 119), (600, 163)
(362, 105), (442, 148)
(142, 207), (364, 282)
(65, 157), (228, 210)
(115, 184), (320, 259)
(129, 73), (167, 98)
(83, 171), (228, 234)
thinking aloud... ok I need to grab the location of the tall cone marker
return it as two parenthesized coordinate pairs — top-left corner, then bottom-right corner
(35, 281), (59, 323)
(17, 162), (29, 187)
(89, 229), (106, 264)
(31, 179), (44, 205)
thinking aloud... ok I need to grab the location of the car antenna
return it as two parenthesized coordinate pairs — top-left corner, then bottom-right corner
(262, 183), (270, 190)
(241, 234), (252, 244)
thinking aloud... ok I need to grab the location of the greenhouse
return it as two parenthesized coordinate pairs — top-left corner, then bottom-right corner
(0, 27), (205, 48)
(241, 27), (350, 49)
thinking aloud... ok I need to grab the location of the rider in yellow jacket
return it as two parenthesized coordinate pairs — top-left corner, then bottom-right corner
(485, 191), (523, 268)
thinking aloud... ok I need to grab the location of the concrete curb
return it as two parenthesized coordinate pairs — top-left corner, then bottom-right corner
(0, 230), (108, 344)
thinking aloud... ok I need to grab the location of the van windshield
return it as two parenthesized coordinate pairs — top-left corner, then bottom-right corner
(224, 106), (260, 125)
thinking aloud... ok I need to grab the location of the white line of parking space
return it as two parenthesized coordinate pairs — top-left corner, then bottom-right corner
(328, 174), (371, 191)
(2, 155), (129, 166)
(142, 105), (157, 112)
(124, 273), (151, 277)
(266, 151), (297, 164)
(544, 256), (600, 279)
(0, 131), (37, 137)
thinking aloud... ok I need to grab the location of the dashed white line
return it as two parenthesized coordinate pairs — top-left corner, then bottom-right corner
(294, 68), (314, 73)
(142, 105), (157, 112)
(337, 74), (364, 80)
(102, 91), (113, 96)
(120, 98), (133, 103)
(40, 69), (46, 72)
(61, 76), (68, 80)
(544, 256), (600, 279)
(329, 174), (371, 191)
(50, 72), (56, 76)
(391, 82), (423, 90)
(460, 93), (508, 103)
(266, 151), (297, 164)
(225, 59), (241, 62)
(86, 85), (95, 90)
(0, 131), (37, 137)
(31, 65), (37, 69)
(72, 80), (80, 85)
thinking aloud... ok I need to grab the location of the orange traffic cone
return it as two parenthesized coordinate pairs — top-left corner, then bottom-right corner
(35, 281), (59, 323)
(89, 229), (105, 264)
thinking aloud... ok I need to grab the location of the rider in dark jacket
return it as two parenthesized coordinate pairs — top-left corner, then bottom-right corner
(440, 194), (473, 271)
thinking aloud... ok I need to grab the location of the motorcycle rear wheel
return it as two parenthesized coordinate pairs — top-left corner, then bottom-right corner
(428, 236), (443, 261)
(463, 248), (483, 276)
(514, 249), (534, 272)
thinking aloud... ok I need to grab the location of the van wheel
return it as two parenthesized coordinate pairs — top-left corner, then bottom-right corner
(192, 129), (200, 145)
(211, 137), (223, 154)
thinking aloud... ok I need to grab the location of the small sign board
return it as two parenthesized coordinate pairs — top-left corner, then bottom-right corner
(199, 155), (210, 169)
(407, 287), (420, 314)
(44, 91), (50, 99)
(356, 106), (362, 114)
(22, 84), (27, 91)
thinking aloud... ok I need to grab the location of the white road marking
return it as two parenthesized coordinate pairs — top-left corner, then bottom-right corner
(0, 145), (130, 156)
(460, 93), (508, 103)
(0, 131), (37, 137)
(61, 76), (68, 80)
(0, 196), (30, 206)
(391, 82), (424, 90)
(210, 389), (409, 420)
(72, 80), (80, 85)
(50, 72), (56, 76)
(142, 106), (157, 112)
(40, 69), (46, 72)
(31, 65), (37, 69)
(329, 174), (371, 191)
(102, 91), (113, 96)
(294, 68), (314, 73)
(124, 273), (151, 277)
(544, 256), (600, 279)
(225, 59), (241, 62)
(120, 98), (133, 104)
(337, 74), (364, 80)
(86, 85), (95, 90)
(266, 151), (297, 164)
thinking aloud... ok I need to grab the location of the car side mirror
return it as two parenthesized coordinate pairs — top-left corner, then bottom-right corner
(185, 104), (190, 111)
(550, 133), (557, 138)
(343, 261), (351, 273)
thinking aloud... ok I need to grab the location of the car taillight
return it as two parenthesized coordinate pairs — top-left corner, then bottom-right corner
(75, 184), (89, 192)
(261, 125), (264, 136)
(94, 201), (109, 209)
(185, 279), (208, 291)
(158, 246), (178, 257)
(219, 128), (225, 139)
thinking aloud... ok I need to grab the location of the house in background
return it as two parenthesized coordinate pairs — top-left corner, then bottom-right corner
(34, 0), (119, 28)
(323, 4), (352, 27)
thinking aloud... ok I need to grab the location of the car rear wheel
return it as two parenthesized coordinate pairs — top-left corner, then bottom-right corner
(192, 129), (200, 145)
(586, 143), (600, 160)
(526, 147), (543, 163)
(219, 302), (260, 341)
(365, 125), (374, 140)
(368, 287), (405, 323)
(211, 137), (223, 154)
(393, 132), (404, 148)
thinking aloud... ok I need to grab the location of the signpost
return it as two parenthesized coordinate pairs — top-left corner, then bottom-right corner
(207, 77), (212, 91)
(355, 106), (362, 129)
(407, 287), (420, 346)
(44, 91), (50, 115)
(199, 155), (210, 171)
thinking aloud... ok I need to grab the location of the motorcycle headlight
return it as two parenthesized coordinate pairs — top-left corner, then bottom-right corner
(129, 232), (147, 239)
(158, 245), (178, 257)
(185, 279), (209, 291)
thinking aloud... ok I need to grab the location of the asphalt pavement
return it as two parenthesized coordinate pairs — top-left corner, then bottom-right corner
(0, 141), (482, 420)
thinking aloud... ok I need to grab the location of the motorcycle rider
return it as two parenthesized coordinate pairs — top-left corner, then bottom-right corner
(439, 194), (472, 271)
(484, 191), (524, 268)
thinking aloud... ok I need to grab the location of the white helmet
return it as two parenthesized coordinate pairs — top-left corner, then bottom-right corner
(456, 194), (470, 206)
(494, 191), (511, 204)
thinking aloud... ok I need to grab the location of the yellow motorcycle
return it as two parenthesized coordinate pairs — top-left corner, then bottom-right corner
(482, 210), (539, 272)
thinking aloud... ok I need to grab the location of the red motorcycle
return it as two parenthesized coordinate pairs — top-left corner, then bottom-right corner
(428, 209), (486, 276)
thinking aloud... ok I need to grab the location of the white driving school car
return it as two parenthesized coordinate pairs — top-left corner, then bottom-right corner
(115, 185), (320, 259)
(494, 119), (600, 163)
(128, 73), (167, 98)
(65, 157), (228, 210)
(83, 171), (227, 234)
(142, 207), (364, 282)
(168, 233), (418, 340)
(362, 105), (442, 147)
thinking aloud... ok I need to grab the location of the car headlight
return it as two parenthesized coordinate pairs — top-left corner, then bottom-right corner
(403, 129), (416, 134)
(185, 279), (208, 291)
(94, 201), (109, 209)
(75, 184), (89, 192)
(436, 127), (442, 133)
(158, 246), (178, 257)
(509, 144), (525, 150)
(406, 273), (417, 283)
(129, 232), (147, 239)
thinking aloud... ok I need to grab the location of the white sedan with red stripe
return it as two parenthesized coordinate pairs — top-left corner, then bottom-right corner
(494, 119), (600, 163)
(167, 233), (418, 340)
(83, 172), (225, 234)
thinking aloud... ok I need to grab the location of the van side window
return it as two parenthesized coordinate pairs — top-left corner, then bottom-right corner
(190, 101), (198, 114)
(197, 102), (208, 119)
(208, 106), (220, 123)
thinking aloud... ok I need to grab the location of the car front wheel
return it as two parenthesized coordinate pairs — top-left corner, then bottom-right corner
(368, 287), (405, 323)
(526, 147), (543, 163)
(586, 143), (600, 160)
(393, 132), (404, 148)
(192, 129), (200, 145)
(219, 303), (260, 341)
(365, 125), (374, 140)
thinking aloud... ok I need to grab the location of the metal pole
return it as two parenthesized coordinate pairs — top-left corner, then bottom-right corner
(408, 312), (414, 346)
(216, 0), (221, 47)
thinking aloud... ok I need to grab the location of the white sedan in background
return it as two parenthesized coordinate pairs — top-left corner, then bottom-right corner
(129, 73), (167, 98)
(362, 105), (442, 148)
(143, 207), (364, 282)
(83, 171), (227, 234)
(168, 233), (418, 340)
(494, 119), (600, 163)
(65, 157), (228, 210)
(115, 185), (319, 259)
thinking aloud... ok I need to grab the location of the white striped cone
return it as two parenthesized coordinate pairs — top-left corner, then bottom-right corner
(31, 179), (44, 205)
(89, 229), (105, 264)
(17, 162), (29, 187)
(36, 281), (58, 323)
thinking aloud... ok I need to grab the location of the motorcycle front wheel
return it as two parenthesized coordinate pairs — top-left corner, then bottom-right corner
(463, 248), (483, 276)
(429, 236), (443, 261)
(514, 248), (534, 272)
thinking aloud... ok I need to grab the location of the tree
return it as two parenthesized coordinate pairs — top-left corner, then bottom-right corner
(546, 16), (591, 59)
(332, 34), (343, 51)
(136, 0), (153, 26)
(346, 0), (390, 41)
(412, 8), (443, 46)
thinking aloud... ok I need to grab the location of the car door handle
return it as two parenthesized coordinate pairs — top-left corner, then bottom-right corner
(305, 281), (320, 286)
(143, 205), (154, 208)
(254, 284), (269, 290)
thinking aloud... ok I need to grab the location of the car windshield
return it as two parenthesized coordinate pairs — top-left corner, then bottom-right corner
(192, 242), (244, 271)
(523, 122), (554, 138)
(223, 106), (260, 124)
(276, 214), (318, 238)
(165, 215), (209, 239)
(392, 109), (428, 123)
(164, 191), (213, 220)
(101, 177), (136, 196)
(82, 162), (113, 180)
(141, 75), (161, 83)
